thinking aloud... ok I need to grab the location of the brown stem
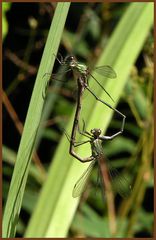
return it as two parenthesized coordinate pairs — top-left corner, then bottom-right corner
(98, 154), (116, 235)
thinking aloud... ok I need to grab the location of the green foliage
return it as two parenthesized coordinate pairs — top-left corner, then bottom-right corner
(25, 2), (153, 238)
(3, 2), (153, 238)
(2, 2), (11, 40)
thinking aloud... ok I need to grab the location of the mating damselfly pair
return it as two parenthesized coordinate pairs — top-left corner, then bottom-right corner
(50, 53), (131, 199)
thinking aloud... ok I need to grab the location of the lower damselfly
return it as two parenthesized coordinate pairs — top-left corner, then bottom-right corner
(71, 124), (131, 198)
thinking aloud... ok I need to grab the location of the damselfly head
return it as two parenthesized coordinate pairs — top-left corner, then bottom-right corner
(91, 128), (101, 138)
(64, 55), (77, 67)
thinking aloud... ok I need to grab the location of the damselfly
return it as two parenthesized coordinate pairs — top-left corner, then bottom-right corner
(71, 124), (131, 198)
(49, 54), (126, 161)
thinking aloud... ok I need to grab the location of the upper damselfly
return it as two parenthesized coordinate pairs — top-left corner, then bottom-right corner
(49, 54), (126, 161)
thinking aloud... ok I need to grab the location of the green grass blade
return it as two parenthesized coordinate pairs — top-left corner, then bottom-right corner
(25, 2), (153, 237)
(2, 3), (70, 237)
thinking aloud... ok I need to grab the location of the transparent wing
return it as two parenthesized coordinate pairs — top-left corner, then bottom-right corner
(72, 160), (96, 198)
(94, 65), (117, 78)
(89, 73), (115, 103)
(105, 157), (132, 198)
(87, 65), (116, 103)
(49, 68), (72, 82)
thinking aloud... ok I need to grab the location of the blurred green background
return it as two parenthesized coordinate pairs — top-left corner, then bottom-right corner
(2, 2), (154, 238)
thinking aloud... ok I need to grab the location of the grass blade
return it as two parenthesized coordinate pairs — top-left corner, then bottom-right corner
(2, 3), (70, 237)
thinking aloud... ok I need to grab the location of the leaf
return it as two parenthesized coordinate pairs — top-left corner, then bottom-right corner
(2, 3), (71, 238)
